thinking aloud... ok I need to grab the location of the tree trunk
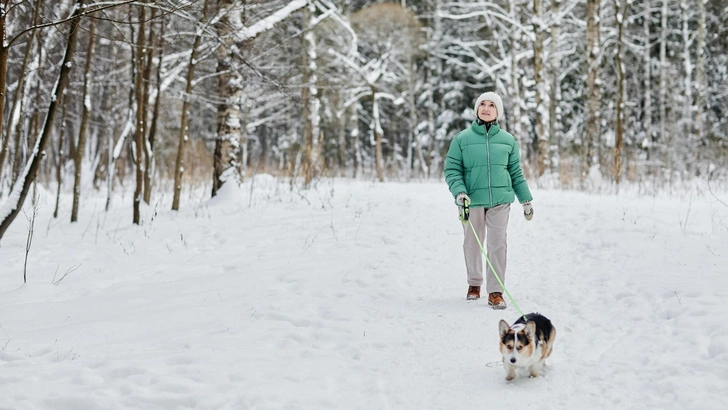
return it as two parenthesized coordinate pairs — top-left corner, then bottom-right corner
(407, 57), (418, 179)
(301, 2), (320, 188)
(584, 0), (601, 180)
(425, 30), (437, 178)
(351, 103), (361, 178)
(509, 0), (522, 139)
(337, 91), (347, 174)
(71, 20), (97, 222)
(241, 96), (249, 176)
(694, 0), (705, 163)
(0, 3), (9, 177)
(212, 0), (242, 196)
(659, 0), (668, 163)
(0, 0), (84, 241)
(142, 9), (157, 205)
(372, 88), (384, 182)
(680, 0), (693, 171)
(614, 0), (630, 184)
(132, 4), (146, 225)
(173, 0), (207, 211)
(53, 97), (68, 218)
(533, 0), (548, 177)
(548, 0), (560, 169)
(643, 0), (653, 161)
(145, 21), (163, 202)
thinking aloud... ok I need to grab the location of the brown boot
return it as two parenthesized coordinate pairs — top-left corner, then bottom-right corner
(467, 286), (480, 300)
(488, 292), (507, 309)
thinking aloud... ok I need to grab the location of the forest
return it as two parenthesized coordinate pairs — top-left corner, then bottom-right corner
(0, 0), (726, 238)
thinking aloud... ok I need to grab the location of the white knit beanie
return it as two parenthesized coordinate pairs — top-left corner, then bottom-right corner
(474, 91), (504, 121)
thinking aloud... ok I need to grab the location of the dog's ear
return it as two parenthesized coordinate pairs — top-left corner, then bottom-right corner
(525, 321), (536, 337)
(499, 320), (510, 338)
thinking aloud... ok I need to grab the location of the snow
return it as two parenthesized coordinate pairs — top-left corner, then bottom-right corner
(1, 178), (727, 409)
(235, 0), (307, 42)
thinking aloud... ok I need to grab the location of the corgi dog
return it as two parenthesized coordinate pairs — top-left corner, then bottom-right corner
(498, 313), (556, 381)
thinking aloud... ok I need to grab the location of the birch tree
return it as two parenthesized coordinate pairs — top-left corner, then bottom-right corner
(533, 0), (549, 176)
(614, 0), (631, 184)
(173, 0), (209, 210)
(508, 0), (523, 139)
(680, 0), (693, 152)
(548, 0), (561, 164)
(0, 2), (11, 176)
(642, 0), (654, 159)
(71, 20), (97, 222)
(212, 0), (244, 196)
(658, 0), (668, 162)
(132, 4), (147, 225)
(584, 0), (602, 179)
(694, 0), (706, 161)
(301, 1), (321, 187)
(212, 0), (307, 195)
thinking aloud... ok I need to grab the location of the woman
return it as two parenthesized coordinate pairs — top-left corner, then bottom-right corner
(443, 91), (533, 309)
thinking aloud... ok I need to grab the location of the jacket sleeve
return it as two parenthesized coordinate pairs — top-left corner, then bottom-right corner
(507, 139), (533, 203)
(444, 137), (467, 198)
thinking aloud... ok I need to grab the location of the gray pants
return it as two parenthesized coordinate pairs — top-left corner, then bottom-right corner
(462, 204), (510, 294)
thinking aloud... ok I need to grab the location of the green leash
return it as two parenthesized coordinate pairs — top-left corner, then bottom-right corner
(460, 200), (527, 320)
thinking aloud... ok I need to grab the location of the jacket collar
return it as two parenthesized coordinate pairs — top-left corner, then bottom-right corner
(471, 120), (500, 136)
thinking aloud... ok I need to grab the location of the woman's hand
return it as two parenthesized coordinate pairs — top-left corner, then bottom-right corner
(523, 201), (533, 221)
(456, 192), (470, 206)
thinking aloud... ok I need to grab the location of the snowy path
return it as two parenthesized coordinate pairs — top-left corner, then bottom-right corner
(1, 178), (727, 409)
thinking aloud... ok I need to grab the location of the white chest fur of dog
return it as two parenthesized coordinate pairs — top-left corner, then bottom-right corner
(498, 313), (556, 381)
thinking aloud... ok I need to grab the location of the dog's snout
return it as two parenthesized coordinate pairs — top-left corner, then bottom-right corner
(510, 358), (516, 363)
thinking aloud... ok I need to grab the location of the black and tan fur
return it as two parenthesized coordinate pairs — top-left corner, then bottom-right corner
(498, 313), (556, 381)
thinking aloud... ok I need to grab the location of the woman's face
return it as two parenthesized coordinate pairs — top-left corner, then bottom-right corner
(478, 100), (497, 122)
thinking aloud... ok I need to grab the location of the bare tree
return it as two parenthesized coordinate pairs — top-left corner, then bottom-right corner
(680, 0), (693, 161)
(584, 0), (602, 180)
(301, 2), (321, 187)
(72, 20), (97, 222)
(643, 0), (654, 160)
(0, 0), (84, 241)
(146, 18), (165, 198)
(0, 2), (11, 176)
(658, 0), (668, 164)
(614, 0), (631, 184)
(694, 0), (706, 163)
(132, 3), (147, 224)
(53, 96), (69, 218)
(508, 0), (523, 139)
(548, 0), (561, 167)
(533, 0), (549, 176)
(142, 8), (157, 205)
(173, 0), (208, 210)
(212, 0), (244, 196)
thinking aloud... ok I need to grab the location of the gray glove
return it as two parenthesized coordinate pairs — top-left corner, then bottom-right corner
(456, 192), (470, 206)
(523, 201), (533, 221)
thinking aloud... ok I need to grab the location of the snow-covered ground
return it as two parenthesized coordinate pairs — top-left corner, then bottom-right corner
(1, 177), (727, 409)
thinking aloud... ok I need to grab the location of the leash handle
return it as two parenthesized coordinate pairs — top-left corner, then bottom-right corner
(459, 199), (470, 222)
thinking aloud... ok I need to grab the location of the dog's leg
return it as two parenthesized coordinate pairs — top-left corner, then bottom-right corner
(504, 363), (516, 381)
(529, 360), (545, 378)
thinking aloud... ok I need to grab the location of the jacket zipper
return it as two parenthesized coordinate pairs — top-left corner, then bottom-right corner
(486, 126), (493, 207)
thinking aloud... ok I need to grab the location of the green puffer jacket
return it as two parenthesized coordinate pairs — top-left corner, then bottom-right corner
(444, 121), (532, 208)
